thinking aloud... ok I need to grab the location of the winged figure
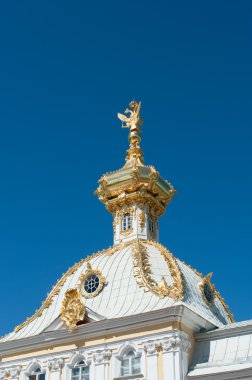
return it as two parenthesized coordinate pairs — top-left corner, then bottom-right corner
(118, 100), (144, 132)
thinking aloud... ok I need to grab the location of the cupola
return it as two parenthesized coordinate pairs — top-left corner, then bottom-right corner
(95, 101), (176, 245)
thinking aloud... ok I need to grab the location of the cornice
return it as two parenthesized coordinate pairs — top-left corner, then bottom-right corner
(0, 306), (215, 357)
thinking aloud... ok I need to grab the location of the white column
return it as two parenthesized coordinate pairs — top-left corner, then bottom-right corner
(144, 340), (159, 380)
(47, 358), (64, 380)
(161, 332), (191, 380)
(92, 350), (111, 380)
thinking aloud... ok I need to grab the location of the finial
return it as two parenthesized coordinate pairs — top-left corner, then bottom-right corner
(118, 100), (144, 164)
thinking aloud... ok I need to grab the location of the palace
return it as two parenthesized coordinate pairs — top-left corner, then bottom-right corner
(0, 101), (251, 380)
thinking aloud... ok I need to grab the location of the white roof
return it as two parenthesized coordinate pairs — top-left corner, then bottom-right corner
(189, 320), (252, 377)
(0, 241), (232, 342)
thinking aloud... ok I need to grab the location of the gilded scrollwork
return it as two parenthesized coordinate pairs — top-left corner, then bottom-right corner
(61, 289), (85, 332)
(132, 240), (184, 300)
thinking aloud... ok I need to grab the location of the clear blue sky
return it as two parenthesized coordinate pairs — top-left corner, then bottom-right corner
(0, 1), (251, 335)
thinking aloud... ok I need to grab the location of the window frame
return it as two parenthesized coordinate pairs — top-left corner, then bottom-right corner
(71, 360), (90, 380)
(28, 367), (45, 380)
(114, 344), (144, 380)
(121, 213), (132, 231)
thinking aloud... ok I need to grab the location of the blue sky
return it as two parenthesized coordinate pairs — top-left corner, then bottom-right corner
(0, 0), (251, 335)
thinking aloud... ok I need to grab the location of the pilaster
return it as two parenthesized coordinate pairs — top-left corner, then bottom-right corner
(47, 358), (64, 380)
(92, 349), (111, 380)
(161, 332), (191, 380)
(144, 340), (159, 380)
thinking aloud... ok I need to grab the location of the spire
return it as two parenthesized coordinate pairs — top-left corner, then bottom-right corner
(95, 100), (176, 245)
(118, 100), (144, 166)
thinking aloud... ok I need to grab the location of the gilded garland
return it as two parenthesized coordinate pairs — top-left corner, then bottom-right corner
(132, 240), (184, 301)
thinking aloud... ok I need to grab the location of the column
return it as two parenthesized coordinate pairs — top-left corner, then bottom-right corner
(48, 358), (64, 380)
(92, 350), (111, 380)
(161, 332), (191, 380)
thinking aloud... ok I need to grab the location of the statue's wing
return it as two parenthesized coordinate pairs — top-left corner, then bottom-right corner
(136, 101), (142, 116)
(117, 113), (129, 122)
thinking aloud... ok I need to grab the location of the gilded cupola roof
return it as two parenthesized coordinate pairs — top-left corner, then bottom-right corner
(95, 101), (175, 216)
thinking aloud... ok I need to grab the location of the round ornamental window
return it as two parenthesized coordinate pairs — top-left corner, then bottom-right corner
(204, 282), (213, 303)
(83, 274), (100, 294)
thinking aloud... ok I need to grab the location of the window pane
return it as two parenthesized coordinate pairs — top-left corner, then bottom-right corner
(29, 376), (36, 380)
(126, 350), (135, 357)
(121, 359), (129, 376)
(38, 374), (45, 380)
(72, 368), (80, 378)
(132, 357), (141, 374)
(81, 367), (89, 374)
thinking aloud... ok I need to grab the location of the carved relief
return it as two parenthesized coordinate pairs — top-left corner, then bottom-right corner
(48, 358), (64, 371)
(161, 334), (191, 353)
(93, 350), (111, 364)
(61, 289), (85, 331)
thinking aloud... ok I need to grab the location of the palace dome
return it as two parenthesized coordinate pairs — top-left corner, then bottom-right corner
(0, 100), (233, 343)
(1, 240), (233, 342)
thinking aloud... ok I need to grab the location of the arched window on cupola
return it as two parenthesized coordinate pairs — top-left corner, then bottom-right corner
(29, 368), (45, 380)
(122, 212), (132, 231)
(148, 217), (155, 233)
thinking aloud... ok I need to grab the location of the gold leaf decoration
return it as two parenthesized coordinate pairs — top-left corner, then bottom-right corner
(61, 289), (85, 332)
(132, 240), (184, 301)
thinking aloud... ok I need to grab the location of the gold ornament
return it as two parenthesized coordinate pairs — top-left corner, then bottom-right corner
(132, 240), (184, 301)
(61, 289), (85, 332)
(199, 273), (216, 305)
(77, 263), (106, 299)
(139, 209), (145, 230)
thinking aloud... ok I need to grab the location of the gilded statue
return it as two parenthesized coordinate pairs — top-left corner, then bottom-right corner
(118, 100), (144, 132)
(61, 289), (85, 331)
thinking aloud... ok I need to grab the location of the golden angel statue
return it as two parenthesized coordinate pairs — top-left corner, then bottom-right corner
(118, 100), (144, 132)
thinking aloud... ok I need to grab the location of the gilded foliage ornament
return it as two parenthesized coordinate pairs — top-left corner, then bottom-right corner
(61, 289), (85, 332)
(132, 240), (184, 300)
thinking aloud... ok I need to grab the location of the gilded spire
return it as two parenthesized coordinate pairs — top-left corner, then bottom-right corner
(118, 100), (144, 165)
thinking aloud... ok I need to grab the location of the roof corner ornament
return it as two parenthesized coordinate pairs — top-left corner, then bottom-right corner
(118, 100), (144, 165)
(61, 289), (85, 332)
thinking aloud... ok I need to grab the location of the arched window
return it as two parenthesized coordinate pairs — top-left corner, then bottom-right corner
(71, 360), (89, 380)
(29, 368), (45, 380)
(149, 218), (155, 233)
(120, 350), (141, 376)
(122, 213), (132, 231)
